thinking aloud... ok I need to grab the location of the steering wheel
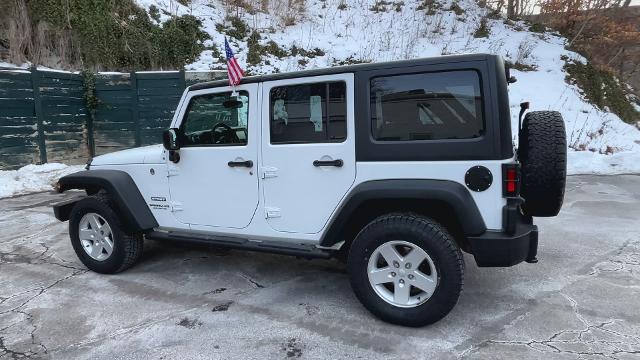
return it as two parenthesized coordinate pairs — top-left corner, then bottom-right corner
(211, 122), (239, 144)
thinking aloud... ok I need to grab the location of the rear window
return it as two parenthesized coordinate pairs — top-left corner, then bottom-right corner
(370, 70), (484, 141)
(269, 81), (347, 144)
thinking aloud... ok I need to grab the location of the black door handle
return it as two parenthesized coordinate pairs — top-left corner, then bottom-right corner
(228, 160), (253, 168)
(313, 159), (343, 167)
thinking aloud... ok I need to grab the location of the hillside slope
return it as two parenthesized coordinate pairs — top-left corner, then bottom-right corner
(137, 0), (640, 174)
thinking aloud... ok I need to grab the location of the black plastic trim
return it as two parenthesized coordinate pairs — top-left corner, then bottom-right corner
(146, 230), (332, 259)
(189, 54), (495, 90)
(52, 194), (86, 222)
(354, 56), (513, 162)
(55, 170), (159, 232)
(319, 179), (486, 247)
(468, 204), (537, 267)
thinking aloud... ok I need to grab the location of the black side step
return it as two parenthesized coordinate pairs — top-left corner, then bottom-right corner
(145, 231), (333, 259)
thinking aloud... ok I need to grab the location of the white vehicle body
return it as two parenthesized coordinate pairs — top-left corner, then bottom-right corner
(55, 54), (566, 326)
(90, 73), (508, 247)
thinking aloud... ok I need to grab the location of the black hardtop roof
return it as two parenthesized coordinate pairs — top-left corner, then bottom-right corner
(189, 53), (498, 91)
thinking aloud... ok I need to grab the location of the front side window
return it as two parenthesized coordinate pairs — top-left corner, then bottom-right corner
(370, 70), (484, 141)
(270, 81), (347, 144)
(180, 91), (249, 146)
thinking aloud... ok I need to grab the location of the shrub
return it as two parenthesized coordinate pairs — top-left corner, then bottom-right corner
(246, 31), (262, 65)
(529, 22), (545, 33)
(416, 0), (441, 15)
(23, 0), (209, 70)
(369, 0), (391, 12)
(565, 61), (639, 124)
(449, 1), (464, 16)
(473, 17), (490, 38)
(225, 16), (250, 40)
(149, 5), (161, 22)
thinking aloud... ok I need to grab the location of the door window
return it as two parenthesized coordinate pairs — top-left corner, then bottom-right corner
(180, 91), (249, 146)
(269, 82), (346, 144)
(370, 70), (484, 141)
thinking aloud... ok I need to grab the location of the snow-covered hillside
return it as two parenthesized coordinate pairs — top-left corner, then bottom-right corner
(137, 0), (640, 174)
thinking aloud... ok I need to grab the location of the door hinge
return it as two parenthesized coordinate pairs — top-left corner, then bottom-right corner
(261, 166), (278, 179)
(171, 201), (183, 212)
(265, 207), (281, 218)
(167, 167), (179, 177)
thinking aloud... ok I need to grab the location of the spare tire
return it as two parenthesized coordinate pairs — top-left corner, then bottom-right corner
(518, 111), (567, 217)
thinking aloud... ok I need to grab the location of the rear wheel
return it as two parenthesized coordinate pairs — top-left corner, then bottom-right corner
(69, 194), (143, 274)
(347, 213), (464, 326)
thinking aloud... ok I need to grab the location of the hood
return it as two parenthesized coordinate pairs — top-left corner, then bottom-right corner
(91, 144), (165, 166)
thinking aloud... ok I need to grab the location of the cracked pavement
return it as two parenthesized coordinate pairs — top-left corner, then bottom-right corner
(0, 175), (639, 359)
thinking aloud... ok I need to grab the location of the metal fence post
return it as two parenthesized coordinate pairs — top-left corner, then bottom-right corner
(30, 67), (47, 164)
(179, 69), (186, 91)
(130, 71), (141, 147)
(86, 110), (96, 158)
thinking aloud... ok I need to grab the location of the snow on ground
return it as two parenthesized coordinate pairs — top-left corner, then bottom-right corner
(135, 0), (640, 175)
(0, 164), (83, 199)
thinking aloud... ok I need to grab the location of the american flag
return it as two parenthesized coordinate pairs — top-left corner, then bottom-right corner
(225, 38), (244, 86)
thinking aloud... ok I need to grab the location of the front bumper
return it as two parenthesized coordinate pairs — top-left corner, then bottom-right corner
(467, 201), (538, 267)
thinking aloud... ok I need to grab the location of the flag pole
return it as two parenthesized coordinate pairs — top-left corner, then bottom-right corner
(231, 80), (238, 98)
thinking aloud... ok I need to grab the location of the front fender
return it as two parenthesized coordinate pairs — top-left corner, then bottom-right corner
(54, 170), (158, 232)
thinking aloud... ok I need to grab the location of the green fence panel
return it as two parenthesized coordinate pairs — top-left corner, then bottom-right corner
(93, 73), (135, 156)
(38, 69), (89, 166)
(0, 69), (39, 169)
(0, 68), (226, 169)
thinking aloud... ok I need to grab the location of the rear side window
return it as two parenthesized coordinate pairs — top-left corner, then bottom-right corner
(370, 70), (483, 141)
(270, 81), (347, 144)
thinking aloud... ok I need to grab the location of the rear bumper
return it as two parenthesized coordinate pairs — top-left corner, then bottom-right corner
(467, 201), (538, 267)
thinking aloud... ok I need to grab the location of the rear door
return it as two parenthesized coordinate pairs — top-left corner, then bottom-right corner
(260, 74), (355, 234)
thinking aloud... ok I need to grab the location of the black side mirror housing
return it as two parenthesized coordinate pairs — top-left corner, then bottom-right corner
(162, 128), (180, 151)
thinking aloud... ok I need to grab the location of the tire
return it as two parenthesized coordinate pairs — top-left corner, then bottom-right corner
(347, 213), (464, 327)
(69, 193), (143, 274)
(518, 111), (567, 217)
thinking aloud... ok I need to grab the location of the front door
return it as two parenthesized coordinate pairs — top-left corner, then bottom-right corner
(261, 74), (356, 234)
(168, 84), (259, 229)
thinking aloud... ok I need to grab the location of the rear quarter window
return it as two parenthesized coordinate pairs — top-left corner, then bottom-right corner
(370, 70), (484, 141)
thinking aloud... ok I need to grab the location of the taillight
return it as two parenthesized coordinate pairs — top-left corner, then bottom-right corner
(502, 164), (520, 197)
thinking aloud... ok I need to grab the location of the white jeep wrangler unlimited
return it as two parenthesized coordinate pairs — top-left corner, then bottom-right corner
(53, 54), (567, 326)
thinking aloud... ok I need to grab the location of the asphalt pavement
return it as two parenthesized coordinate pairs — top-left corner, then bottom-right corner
(1, 175), (639, 359)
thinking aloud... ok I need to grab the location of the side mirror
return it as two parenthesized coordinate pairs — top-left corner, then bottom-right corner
(162, 128), (180, 151)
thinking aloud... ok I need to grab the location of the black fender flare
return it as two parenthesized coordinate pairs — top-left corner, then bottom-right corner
(53, 170), (158, 232)
(319, 179), (487, 247)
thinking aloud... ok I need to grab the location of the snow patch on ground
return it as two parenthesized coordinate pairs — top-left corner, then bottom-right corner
(0, 164), (83, 199)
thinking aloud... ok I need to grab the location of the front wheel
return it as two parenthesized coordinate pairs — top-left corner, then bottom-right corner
(347, 213), (464, 326)
(69, 194), (143, 274)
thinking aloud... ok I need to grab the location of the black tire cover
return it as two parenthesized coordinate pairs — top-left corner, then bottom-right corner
(518, 111), (567, 217)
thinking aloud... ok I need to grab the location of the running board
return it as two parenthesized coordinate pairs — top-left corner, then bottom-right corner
(145, 230), (333, 259)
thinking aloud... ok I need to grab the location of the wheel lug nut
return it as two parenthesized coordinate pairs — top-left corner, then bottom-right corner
(399, 279), (405, 284)
(408, 274), (414, 280)
(393, 261), (400, 268)
(405, 263), (411, 269)
(390, 272), (396, 277)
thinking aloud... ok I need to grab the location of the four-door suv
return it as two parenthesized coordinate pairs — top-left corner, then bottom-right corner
(53, 54), (567, 326)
